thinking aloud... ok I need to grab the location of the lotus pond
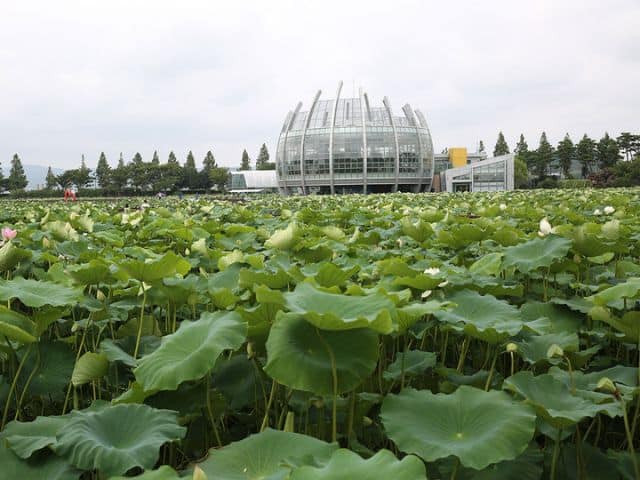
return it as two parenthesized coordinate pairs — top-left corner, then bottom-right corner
(0, 189), (639, 479)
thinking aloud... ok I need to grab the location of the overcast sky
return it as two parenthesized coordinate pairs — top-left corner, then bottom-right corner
(1, 0), (638, 170)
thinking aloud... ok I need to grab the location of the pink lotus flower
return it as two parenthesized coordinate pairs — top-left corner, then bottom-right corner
(1, 228), (17, 241)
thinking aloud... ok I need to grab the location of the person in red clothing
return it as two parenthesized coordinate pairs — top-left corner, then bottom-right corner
(63, 188), (77, 201)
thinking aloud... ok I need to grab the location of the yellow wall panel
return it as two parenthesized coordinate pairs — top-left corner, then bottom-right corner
(449, 148), (468, 168)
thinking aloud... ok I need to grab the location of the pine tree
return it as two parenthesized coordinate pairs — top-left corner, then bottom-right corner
(255, 144), (274, 170)
(478, 140), (485, 153)
(534, 132), (554, 178)
(152, 150), (160, 165)
(46, 166), (58, 189)
(239, 149), (251, 170)
(0, 160), (4, 189)
(514, 134), (530, 168)
(203, 151), (216, 172)
(167, 151), (178, 164)
(597, 132), (621, 170)
(183, 151), (199, 189)
(209, 167), (230, 192)
(111, 154), (129, 191)
(617, 132), (634, 161)
(95, 152), (111, 188)
(493, 131), (510, 157)
(576, 134), (596, 177)
(7, 154), (28, 191)
(556, 134), (575, 178)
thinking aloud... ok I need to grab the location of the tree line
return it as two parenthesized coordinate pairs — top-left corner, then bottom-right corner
(485, 131), (640, 188)
(0, 144), (273, 194)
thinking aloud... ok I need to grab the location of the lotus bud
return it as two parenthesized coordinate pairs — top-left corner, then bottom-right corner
(421, 290), (432, 299)
(604, 206), (615, 215)
(546, 344), (564, 359)
(438, 280), (449, 288)
(595, 377), (617, 395)
(1, 227), (17, 241)
(193, 466), (208, 480)
(538, 218), (553, 237)
(499, 204), (507, 211)
(185, 248), (190, 256)
(42, 237), (50, 248)
(397, 238), (404, 248)
(311, 398), (324, 409)
(506, 342), (518, 353)
(573, 254), (581, 264)
(424, 267), (441, 276)
(362, 416), (373, 427)
(96, 290), (106, 302)
(246, 342), (255, 359)
(593, 208), (602, 216)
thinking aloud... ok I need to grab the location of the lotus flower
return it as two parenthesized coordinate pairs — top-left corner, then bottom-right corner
(538, 218), (553, 237)
(1, 227), (17, 241)
(423, 267), (441, 276)
(499, 203), (507, 211)
(593, 209), (602, 216)
(604, 206), (615, 214)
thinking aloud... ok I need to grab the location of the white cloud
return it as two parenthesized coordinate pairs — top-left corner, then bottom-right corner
(0, 0), (638, 170)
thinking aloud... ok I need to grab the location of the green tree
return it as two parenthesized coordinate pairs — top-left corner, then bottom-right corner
(46, 166), (58, 189)
(0, 160), (4, 190)
(576, 134), (596, 177)
(597, 132), (621, 170)
(111, 154), (129, 191)
(514, 156), (529, 189)
(95, 152), (111, 188)
(167, 151), (178, 164)
(255, 143), (274, 170)
(151, 150), (160, 165)
(73, 154), (94, 188)
(616, 132), (638, 162)
(239, 149), (251, 170)
(209, 166), (230, 192)
(182, 150), (199, 189)
(7, 154), (28, 191)
(56, 170), (75, 189)
(556, 134), (575, 178)
(514, 134), (530, 168)
(493, 131), (510, 157)
(533, 132), (554, 178)
(200, 151), (217, 189)
(129, 152), (149, 190)
(478, 140), (485, 153)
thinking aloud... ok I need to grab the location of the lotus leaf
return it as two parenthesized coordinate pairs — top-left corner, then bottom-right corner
(290, 448), (426, 480)
(502, 235), (572, 273)
(1, 415), (67, 458)
(0, 241), (31, 272)
(135, 311), (247, 391)
(381, 386), (536, 469)
(265, 313), (378, 394)
(55, 404), (186, 476)
(435, 289), (522, 343)
(0, 305), (37, 343)
(196, 428), (337, 480)
(383, 350), (437, 381)
(0, 443), (79, 480)
(118, 252), (191, 283)
(71, 351), (109, 386)
(283, 282), (395, 333)
(0, 277), (83, 307)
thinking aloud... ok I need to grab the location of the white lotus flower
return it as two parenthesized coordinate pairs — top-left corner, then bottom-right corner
(421, 290), (432, 299)
(438, 280), (449, 288)
(423, 267), (440, 276)
(604, 206), (615, 214)
(538, 217), (553, 237)
(499, 204), (507, 211)
(593, 209), (602, 216)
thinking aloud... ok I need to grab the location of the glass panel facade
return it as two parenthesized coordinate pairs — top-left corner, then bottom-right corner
(303, 129), (331, 177)
(366, 126), (395, 177)
(397, 127), (419, 175)
(472, 161), (505, 191)
(333, 128), (363, 178)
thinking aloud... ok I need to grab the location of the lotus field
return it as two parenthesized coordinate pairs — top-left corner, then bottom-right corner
(1, 189), (640, 479)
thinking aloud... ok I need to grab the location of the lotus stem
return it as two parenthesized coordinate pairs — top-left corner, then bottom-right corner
(205, 374), (222, 447)
(456, 336), (469, 372)
(15, 345), (40, 421)
(621, 397), (640, 480)
(260, 381), (278, 432)
(315, 328), (339, 443)
(346, 390), (356, 445)
(484, 348), (499, 391)
(450, 457), (459, 480)
(550, 428), (562, 480)
(1, 344), (32, 430)
(133, 289), (147, 359)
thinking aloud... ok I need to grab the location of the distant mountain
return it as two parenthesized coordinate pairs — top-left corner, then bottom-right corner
(22, 164), (64, 190)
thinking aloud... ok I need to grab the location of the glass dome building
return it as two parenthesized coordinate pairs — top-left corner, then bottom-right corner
(276, 82), (434, 194)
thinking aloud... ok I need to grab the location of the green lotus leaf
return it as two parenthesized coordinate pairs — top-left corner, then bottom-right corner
(67, 259), (114, 285)
(401, 217), (433, 242)
(393, 273), (443, 291)
(321, 225), (346, 241)
(516, 332), (579, 365)
(283, 282), (395, 333)
(0, 305), (37, 343)
(43, 220), (79, 242)
(381, 386), (535, 470)
(196, 428), (337, 480)
(110, 465), (182, 480)
(503, 371), (619, 428)
(0, 241), (32, 272)
(502, 235), (572, 273)
(290, 448), (426, 480)
(71, 351), (109, 386)
(520, 301), (582, 334)
(22, 340), (75, 399)
(0, 277), (83, 308)
(590, 308), (640, 342)
(239, 267), (292, 289)
(118, 251), (191, 283)
(265, 222), (300, 250)
(212, 355), (266, 410)
(1, 415), (67, 458)
(100, 338), (137, 367)
(588, 277), (640, 307)
(314, 263), (360, 288)
(435, 290), (522, 343)
(55, 404), (186, 477)
(265, 312), (378, 395)
(134, 311), (247, 392)
(469, 252), (503, 276)
(0, 442), (79, 480)
(454, 444), (543, 480)
(383, 350), (437, 381)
